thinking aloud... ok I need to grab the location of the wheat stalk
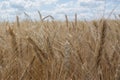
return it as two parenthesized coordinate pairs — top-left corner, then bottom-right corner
(65, 14), (68, 27)
(75, 13), (77, 26)
(16, 16), (20, 28)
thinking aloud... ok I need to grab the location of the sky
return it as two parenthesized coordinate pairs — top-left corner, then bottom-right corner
(0, 0), (120, 21)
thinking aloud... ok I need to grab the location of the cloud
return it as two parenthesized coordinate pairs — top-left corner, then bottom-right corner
(51, 0), (105, 20)
(0, 0), (119, 21)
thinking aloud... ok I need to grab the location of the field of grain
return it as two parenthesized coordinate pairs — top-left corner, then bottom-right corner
(0, 15), (120, 80)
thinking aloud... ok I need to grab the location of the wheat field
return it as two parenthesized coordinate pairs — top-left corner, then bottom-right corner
(0, 14), (120, 80)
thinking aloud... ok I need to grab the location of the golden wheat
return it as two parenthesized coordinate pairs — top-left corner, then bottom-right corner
(0, 14), (119, 80)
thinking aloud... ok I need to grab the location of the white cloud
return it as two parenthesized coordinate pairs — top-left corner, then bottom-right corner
(50, 0), (105, 20)
(0, 0), (119, 21)
(78, 0), (95, 2)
